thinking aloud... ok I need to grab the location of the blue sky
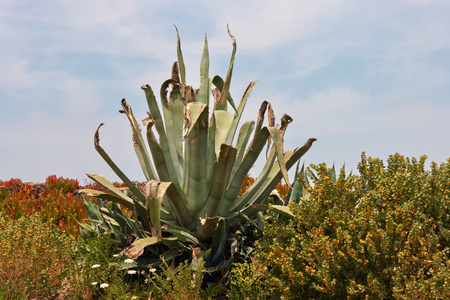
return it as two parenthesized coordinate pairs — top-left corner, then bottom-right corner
(1, 0), (449, 183)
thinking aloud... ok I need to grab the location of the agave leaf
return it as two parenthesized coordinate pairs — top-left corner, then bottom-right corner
(84, 175), (141, 209)
(219, 127), (270, 216)
(142, 180), (172, 239)
(268, 126), (290, 186)
(83, 174), (152, 232)
(109, 202), (132, 227)
(98, 207), (121, 227)
(230, 121), (255, 179)
(143, 118), (171, 183)
(164, 225), (207, 249)
(81, 196), (103, 222)
(204, 75), (240, 189)
(199, 144), (237, 217)
(142, 83), (167, 144)
(285, 162), (303, 206)
(194, 216), (220, 242)
(183, 102), (208, 213)
(183, 102), (208, 138)
(224, 80), (258, 146)
(213, 111), (234, 159)
(123, 237), (159, 260)
(161, 76), (184, 185)
(210, 218), (228, 264)
(161, 237), (182, 249)
(142, 81), (183, 191)
(330, 163), (337, 183)
(227, 205), (270, 229)
(167, 85), (185, 182)
(118, 256), (160, 271)
(265, 103), (276, 158)
(93, 123), (146, 203)
(197, 32), (210, 105)
(236, 203), (292, 220)
(127, 209), (147, 239)
(205, 113), (217, 189)
(120, 99), (157, 181)
(271, 205), (294, 218)
(228, 204), (294, 228)
(226, 133), (278, 213)
(162, 249), (184, 262)
(210, 75), (237, 112)
(82, 191), (140, 214)
(216, 26), (236, 112)
(238, 204), (270, 218)
(253, 101), (268, 140)
(160, 182), (195, 230)
(159, 79), (185, 175)
(174, 25), (186, 86)
(250, 138), (317, 206)
(231, 118), (303, 211)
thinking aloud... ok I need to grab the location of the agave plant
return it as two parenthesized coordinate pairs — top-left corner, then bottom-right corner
(80, 27), (316, 275)
(281, 162), (352, 208)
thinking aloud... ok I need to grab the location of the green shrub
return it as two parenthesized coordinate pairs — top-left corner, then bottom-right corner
(0, 213), (75, 299)
(242, 153), (450, 299)
(67, 233), (147, 299)
(228, 262), (270, 300)
(150, 258), (221, 300)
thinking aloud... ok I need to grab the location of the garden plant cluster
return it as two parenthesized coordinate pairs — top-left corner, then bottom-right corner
(2, 28), (450, 299)
(2, 154), (450, 299)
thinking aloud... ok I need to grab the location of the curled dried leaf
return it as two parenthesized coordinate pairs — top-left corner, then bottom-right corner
(142, 112), (155, 130)
(94, 123), (105, 151)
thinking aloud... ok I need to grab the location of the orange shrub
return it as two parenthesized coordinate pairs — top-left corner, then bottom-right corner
(0, 175), (86, 235)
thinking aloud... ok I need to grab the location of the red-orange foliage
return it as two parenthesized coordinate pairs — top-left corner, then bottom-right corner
(0, 176), (86, 235)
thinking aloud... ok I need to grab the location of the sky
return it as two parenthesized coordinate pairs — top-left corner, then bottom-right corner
(1, 0), (449, 184)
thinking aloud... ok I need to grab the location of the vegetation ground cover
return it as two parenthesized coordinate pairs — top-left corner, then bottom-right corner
(2, 153), (450, 299)
(0, 174), (288, 299)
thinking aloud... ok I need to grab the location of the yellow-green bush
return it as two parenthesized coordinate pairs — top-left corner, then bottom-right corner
(241, 153), (450, 299)
(0, 213), (75, 299)
(68, 231), (157, 299)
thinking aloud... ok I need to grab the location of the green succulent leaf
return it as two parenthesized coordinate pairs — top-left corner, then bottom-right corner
(200, 144), (237, 217)
(175, 25), (186, 86)
(183, 102), (208, 213)
(194, 216), (220, 242)
(197, 32), (210, 105)
(164, 225), (207, 249)
(120, 99), (157, 181)
(217, 26), (236, 112)
(142, 180), (172, 239)
(268, 126), (290, 187)
(93, 123), (146, 203)
(210, 218), (228, 264)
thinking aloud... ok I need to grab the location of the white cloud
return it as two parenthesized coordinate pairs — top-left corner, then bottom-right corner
(210, 0), (346, 50)
(0, 57), (36, 88)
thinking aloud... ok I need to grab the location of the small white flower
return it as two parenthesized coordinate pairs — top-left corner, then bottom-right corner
(112, 254), (119, 258)
(100, 283), (109, 288)
(91, 264), (101, 269)
(127, 270), (138, 275)
(124, 258), (134, 264)
(131, 297), (138, 300)
(149, 267), (156, 273)
(91, 282), (98, 286)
